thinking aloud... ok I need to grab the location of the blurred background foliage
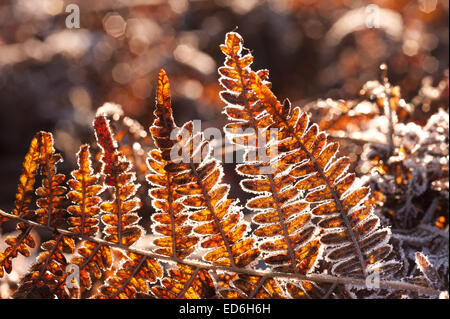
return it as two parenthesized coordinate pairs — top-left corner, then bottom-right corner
(0, 0), (448, 213)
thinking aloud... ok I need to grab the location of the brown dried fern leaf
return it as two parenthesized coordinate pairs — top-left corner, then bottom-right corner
(13, 235), (75, 299)
(0, 132), (41, 277)
(1, 132), (69, 283)
(219, 32), (320, 277)
(151, 264), (215, 299)
(67, 145), (104, 237)
(96, 102), (152, 182)
(251, 70), (401, 278)
(146, 71), (218, 298)
(35, 132), (68, 228)
(0, 223), (35, 278)
(220, 31), (401, 279)
(147, 70), (260, 298)
(155, 72), (258, 269)
(66, 145), (112, 293)
(218, 274), (285, 299)
(98, 252), (162, 299)
(147, 70), (199, 259)
(94, 116), (143, 246)
(5, 133), (41, 222)
(94, 117), (163, 298)
(11, 133), (76, 298)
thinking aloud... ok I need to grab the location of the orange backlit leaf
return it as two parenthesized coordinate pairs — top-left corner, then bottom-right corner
(2, 132), (69, 280)
(219, 31), (401, 279)
(151, 264), (215, 299)
(219, 32), (319, 278)
(35, 132), (67, 228)
(94, 116), (143, 246)
(147, 69), (259, 297)
(219, 274), (286, 299)
(67, 145), (103, 236)
(98, 252), (162, 299)
(13, 234), (75, 299)
(64, 144), (113, 293)
(147, 70), (199, 260)
(0, 132), (42, 277)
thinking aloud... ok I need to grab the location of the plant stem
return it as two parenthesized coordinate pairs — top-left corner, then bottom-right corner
(0, 209), (440, 296)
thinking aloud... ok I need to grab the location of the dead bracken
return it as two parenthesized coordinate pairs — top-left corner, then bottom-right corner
(0, 32), (448, 299)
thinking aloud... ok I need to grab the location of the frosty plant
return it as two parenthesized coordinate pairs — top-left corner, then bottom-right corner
(0, 31), (447, 299)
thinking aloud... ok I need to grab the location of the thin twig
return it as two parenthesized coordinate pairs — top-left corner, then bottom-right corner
(417, 224), (449, 240)
(421, 198), (439, 224)
(328, 135), (385, 146)
(380, 64), (395, 156)
(322, 282), (338, 299)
